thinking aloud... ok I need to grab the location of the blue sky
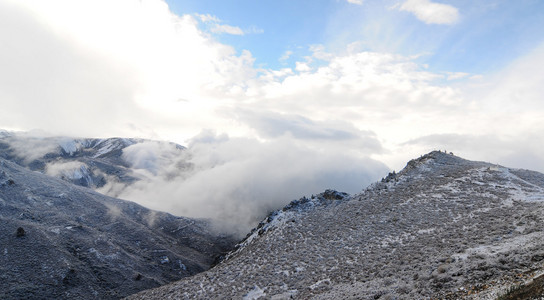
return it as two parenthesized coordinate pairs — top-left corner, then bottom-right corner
(167, 0), (544, 74)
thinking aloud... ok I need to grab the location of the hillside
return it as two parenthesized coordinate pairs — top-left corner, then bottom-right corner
(0, 158), (236, 299)
(128, 151), (544, 299)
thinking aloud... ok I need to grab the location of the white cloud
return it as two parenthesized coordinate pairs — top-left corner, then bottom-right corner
(386, 42), (544, 171)
(45, 161), (87, 179)
(347, 0), (364, 5)
(446, 72), (470, 80)
(396, 0), (459, 25)
(279, 50), (293, 62)
(196, 13), (262, 36)
(1, 134), (60, 163)
(211, 24), (245, 35)
(117, 131), (388, 235)
(295, 61), (312, 72)
(0, 0), (256, 139)
(2, 0), (544, 234)
(245, 26), (265, 35)
(196, 13), (220, 23)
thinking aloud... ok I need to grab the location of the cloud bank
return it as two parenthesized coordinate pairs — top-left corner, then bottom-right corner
(116, 132), (388, 234)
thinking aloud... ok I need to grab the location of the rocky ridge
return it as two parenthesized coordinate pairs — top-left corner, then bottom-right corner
(128, 151), (544, 299)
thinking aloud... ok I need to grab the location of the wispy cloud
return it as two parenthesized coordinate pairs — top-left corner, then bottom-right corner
(346, 0), (364, 5)
(196, 13), (220, 23)
(446, 72), (470, 80)
(279, 50), (293, 62)
(211, 24), (245, 35)
(395, 0), (459, 25)
(196, 13), (262, 35)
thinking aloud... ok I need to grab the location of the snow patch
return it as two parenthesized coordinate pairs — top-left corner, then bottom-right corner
(271, 289), (298, 299)
(92, 138), (135, 158)
(243, 285), (265, 300)
(178, 260), (187, 271)
(58, 139), (81, 155)
(160, 256), (170, 264)
(453, 231), (544, 261)
(309, 278), (331, 290)
(501, 168), (544, 202)
(417, 228), (435, 234)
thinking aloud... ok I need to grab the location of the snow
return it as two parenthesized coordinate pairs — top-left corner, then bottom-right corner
(178, 260), (187, 271)
(92, 138), (138, 158)
(93, 139), (116, 158)
(123, 151), (544, 300)
(160, 256), (170, 264)
(58, 139), (81, 155)
(454, 231), (544, 261)
(270, 290), (298, 300)
(225, 193), (348, 262)
(417, 228), (436, 234)
(309, 278), (331, 290)
(243, 286), (265, 300)
(65, 165), (88, 180)
(503, 171), (544, 202)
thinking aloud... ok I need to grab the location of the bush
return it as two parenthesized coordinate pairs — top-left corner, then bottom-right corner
(16, 227), (25, 237)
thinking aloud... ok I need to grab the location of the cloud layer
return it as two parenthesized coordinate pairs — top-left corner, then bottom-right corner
(116, 132), (388, 234)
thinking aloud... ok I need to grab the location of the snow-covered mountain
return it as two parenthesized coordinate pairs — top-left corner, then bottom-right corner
(0, 155), (236, 299)
(0, 132), (186, 195)
(128, 151), (544, 299)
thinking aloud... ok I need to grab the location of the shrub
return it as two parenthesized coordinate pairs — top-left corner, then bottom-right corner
(16, 227), (25, 237)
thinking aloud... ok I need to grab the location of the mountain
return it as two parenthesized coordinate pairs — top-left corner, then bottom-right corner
(0, 157), (236, 299)
(128, 151), (544, 299)
(0, 132), (186, 194)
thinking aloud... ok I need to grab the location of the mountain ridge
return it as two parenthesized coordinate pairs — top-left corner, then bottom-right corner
(128, 151), (544, 299)
(0, 133), (189, 202)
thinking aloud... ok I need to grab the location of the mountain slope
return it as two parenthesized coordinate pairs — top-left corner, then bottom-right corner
(0, 132), (186, 193)
(128, 151), (544, 299)
(0, 158), (236, 299)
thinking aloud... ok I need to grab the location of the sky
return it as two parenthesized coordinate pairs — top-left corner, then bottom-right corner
(1, 0), (544, 230)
